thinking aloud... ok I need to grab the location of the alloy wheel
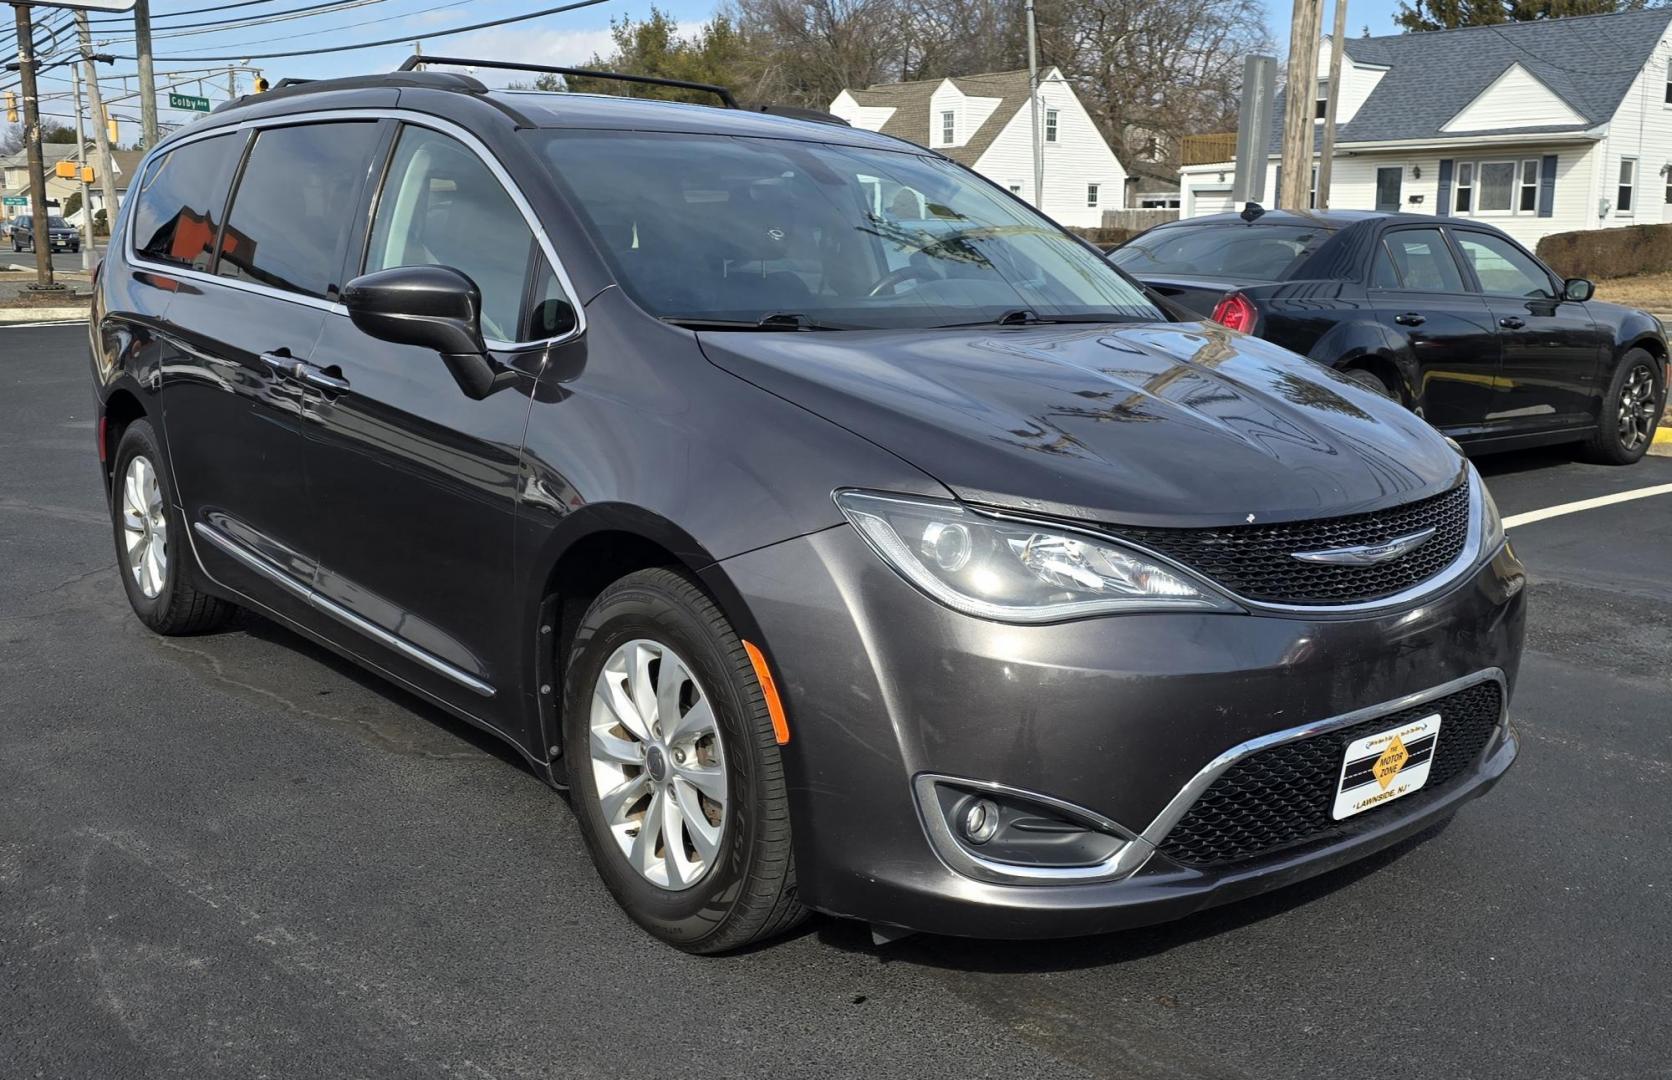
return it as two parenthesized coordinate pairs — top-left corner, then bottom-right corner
(121, 455), (168, 599)
(588, 638), (728, 892)
(1619, 362), (1659, 452)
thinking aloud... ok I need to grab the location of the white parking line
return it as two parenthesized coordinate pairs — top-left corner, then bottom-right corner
(1504, 482), (1672, 529)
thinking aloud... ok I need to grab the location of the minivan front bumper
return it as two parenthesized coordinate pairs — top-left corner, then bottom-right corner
(717, 523), (1526, 939)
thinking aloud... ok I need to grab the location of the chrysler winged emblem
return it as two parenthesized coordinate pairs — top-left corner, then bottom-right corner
(1290, 527), (1437, 566)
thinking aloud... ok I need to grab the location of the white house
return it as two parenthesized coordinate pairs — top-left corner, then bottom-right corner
(1179, 8), (1672, 247)
(830, 68), (1127, 227)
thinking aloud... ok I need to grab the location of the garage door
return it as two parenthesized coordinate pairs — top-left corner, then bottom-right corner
(1192, 188), (1234, 216)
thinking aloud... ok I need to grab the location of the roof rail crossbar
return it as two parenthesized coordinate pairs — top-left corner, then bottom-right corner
(397, 55), (738, 109)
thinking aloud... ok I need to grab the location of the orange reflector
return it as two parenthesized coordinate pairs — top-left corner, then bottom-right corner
(742, 640), (790, 745)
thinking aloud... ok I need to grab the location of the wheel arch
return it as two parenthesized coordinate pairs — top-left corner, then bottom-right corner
(1309, 318), (1417, 406)
(523, 505), (768, 773)
(100, 386), (148, 493)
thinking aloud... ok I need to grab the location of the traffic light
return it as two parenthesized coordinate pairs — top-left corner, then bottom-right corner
(4, 91), (16, 124)
(81, 166), (95, 183)
(55, 160), (76, 179)
(253, 77), (270, 94)
(107, 118), (119, 144)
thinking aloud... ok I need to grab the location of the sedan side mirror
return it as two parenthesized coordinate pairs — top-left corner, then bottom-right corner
(1563, 277), (1595, 303)
(343, 265), (501, 398)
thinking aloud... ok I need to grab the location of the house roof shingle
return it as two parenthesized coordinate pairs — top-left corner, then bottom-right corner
(1256, 7), (1672, 155)
(846, 68), (1039, 165)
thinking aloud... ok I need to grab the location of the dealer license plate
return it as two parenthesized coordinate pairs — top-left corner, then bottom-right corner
(1331, 713), (1442, 821)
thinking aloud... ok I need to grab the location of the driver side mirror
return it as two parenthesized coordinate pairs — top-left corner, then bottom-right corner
(1562, 277), (1595, 302)
(343, 265), (501, 398)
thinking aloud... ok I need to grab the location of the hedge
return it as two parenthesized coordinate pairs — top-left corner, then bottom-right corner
(1066, 225), (1141, 252)
(1535, 223), (1672, 281)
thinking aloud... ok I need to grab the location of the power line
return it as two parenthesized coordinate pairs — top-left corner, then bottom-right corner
(89, 0), (344, 25)
(97, 0), (476, 50)
(101, 0), (386, 38)
(108, 0), (612, 62)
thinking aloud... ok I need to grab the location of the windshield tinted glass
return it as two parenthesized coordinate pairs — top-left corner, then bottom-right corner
(1110, 224), (1331, 281)
(532, 130), (1162, 329)
(47, 216), (69, 228)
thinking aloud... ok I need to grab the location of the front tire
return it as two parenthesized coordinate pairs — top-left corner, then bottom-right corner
(109, 419), (238, 635)
(1342, 366), (1397, 401)
(1581, 349), (1663, 465)
(562, 568), (805, 953)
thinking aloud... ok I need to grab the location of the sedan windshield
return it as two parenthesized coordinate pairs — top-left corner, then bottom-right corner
(532, 130), (1162, 330)
(1111, 224), (1331, 282)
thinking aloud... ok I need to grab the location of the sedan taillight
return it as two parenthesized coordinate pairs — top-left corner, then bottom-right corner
(1210, 292), (1258, 334)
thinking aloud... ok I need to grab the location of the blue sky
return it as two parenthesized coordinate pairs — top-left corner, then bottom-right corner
(20, 0), (1411, 136)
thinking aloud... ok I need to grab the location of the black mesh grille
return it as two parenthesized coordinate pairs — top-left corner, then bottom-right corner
(1157, 680), (1503, 868)
(1111, 481), (1472, 606)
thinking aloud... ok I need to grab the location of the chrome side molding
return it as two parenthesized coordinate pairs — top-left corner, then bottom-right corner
(192, 522), (496, 698)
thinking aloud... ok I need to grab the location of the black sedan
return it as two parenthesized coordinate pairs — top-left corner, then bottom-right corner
(1111, 209), (1667, 464)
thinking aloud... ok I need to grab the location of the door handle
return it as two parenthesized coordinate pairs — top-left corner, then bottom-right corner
(298, 366), (350, 392)
(259, 351), (305, 379)
(1393, 312), (1426, 327)
(1499, 316), (1526, 329)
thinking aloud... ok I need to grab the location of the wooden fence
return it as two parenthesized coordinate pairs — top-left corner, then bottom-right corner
(1099, 208), (1178, 231)
(1181, 132), (1237, 166)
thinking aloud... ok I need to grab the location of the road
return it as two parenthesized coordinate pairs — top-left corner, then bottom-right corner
(3, 247), (103, 277)
(3, 323), (1668, 1080)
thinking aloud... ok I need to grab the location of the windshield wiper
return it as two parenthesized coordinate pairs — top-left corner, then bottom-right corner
(661, 312), (848, 332)
(930, 309), (1147, 329)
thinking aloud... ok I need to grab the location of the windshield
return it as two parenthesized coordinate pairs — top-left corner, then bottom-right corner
(47, 216), (70, 228)
(532, 130), (1162, 329)
(1110, 224), (1331, 282)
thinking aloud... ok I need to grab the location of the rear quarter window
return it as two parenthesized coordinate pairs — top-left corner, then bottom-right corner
(131, 133), (243, 272)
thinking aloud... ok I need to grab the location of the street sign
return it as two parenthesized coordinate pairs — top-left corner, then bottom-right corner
(2, 196), (28, 207)
(169, 93), (212, 113)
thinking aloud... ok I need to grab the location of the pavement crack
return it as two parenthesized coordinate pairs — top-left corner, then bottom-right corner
(150, 637), (483, 761)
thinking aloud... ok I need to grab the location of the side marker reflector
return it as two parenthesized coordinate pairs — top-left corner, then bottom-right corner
(742, 640), (790, 745)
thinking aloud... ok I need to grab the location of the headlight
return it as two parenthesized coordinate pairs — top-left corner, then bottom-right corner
(834, 491), (1239, 622)
(1471, 463), (1505, 552)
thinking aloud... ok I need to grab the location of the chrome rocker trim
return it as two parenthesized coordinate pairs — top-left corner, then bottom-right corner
(192, 521), (496, 697)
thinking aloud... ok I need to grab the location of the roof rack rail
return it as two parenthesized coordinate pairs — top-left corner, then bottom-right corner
(746, 103), (850, 127)
(398, 55), (738, 109)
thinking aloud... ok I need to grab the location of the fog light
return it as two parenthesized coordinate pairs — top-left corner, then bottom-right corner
(961, 798), (1000, 844)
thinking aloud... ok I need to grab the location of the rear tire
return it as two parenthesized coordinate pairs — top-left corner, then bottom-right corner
(109, 419), (238, 635)
(562, 567), (805, 953)
(1342, 366), (1397, 401)
(1580, 349), (1663, 465)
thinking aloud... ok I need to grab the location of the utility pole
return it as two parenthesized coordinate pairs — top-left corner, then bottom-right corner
(1278, 0), (1325, 211)
(133, 0), (158, 149)
(71, 61), (93, 270)
(75, 12), (119, 256)
(11, 3), (58, 291)
(1025, 0), (1043, 210)
(227, 64), (237, 102)
(1315, 0), (1348, 210)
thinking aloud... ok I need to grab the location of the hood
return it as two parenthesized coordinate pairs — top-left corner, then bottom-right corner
(699, 322), (1464, 528)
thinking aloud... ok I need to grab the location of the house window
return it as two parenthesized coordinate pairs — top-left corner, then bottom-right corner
(1618, 157), (1636, 214)
(1309, 165), (1318, 209)
(1455, 162), (1474, 212)
(1143, 134), (1160, 160)
(1519, 159), (1539, 213)
(1666, 59), (1672, 105)
(1045, 109), (1059, 142)
(1477, 161), (1516, 212)
(1664, 164), (1671, 205)
(1009, 183), (1022, 195)
(1315, 79), (1329, 120)
(1087, 183), (1099, 208)
(940, 110), (955, 146)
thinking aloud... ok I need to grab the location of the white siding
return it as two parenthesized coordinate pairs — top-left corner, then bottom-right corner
(828, 90), (896, 132)
(1441, 64), (1586, 132)
(1596, 21), (1672, 227)
(972, 71), (1126, 227)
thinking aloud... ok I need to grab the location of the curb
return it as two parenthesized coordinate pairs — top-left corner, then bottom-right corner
(0, 306), (89, 323)
(1652, 425), (1672, 457)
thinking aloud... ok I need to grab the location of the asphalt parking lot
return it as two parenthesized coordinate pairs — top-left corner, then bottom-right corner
(3, 322), (1669, 1080)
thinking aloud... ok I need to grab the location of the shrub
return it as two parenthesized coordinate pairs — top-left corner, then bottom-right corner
(1067, 225), (1141, 252)
(1535, 223), (1672, 281)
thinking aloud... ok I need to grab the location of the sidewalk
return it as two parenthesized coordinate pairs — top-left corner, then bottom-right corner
(0, 265), (92, 322)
